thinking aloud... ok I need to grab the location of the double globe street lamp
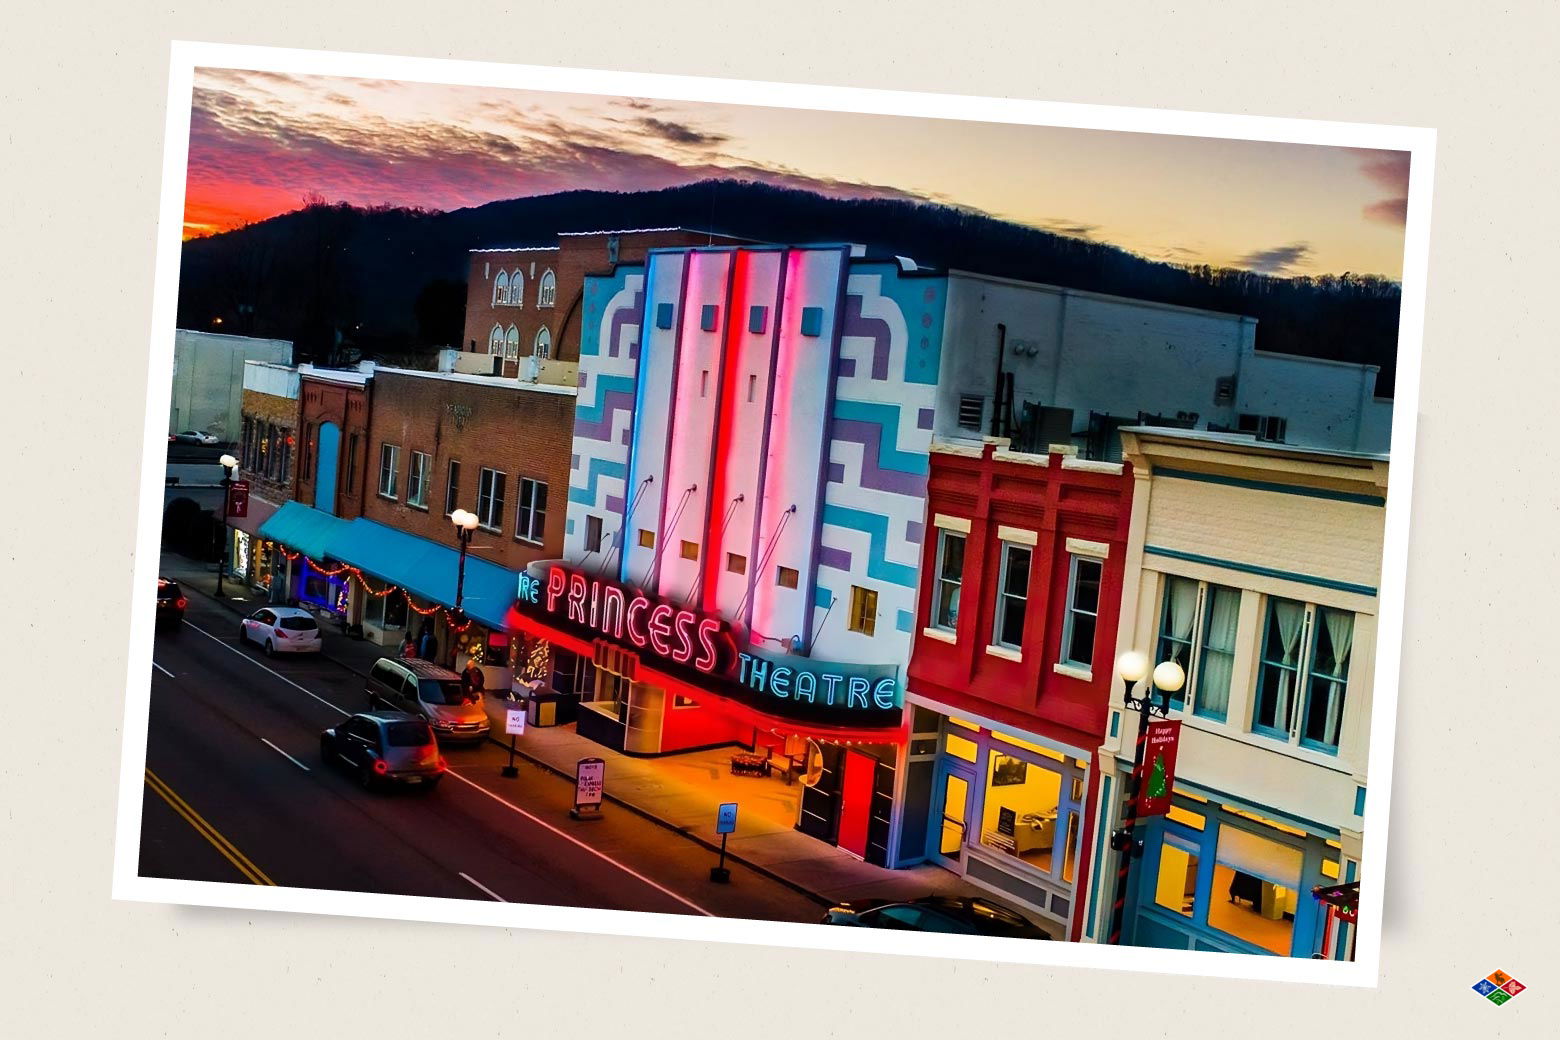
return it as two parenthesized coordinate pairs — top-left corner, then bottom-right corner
(1104, 648), (1186, 946)
(214, 453), (239, 598)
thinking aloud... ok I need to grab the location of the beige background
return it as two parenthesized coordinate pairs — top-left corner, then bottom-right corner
(3, 1), (1556, 1034)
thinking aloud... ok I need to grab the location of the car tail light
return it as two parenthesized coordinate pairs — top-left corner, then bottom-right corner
(175, 598), (187, 609)
(373, 758), (389, 774)
(274, 628), (288, 639)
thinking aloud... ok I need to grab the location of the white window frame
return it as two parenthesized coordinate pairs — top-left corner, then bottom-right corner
(406, 451), (430, 509)
(1253, 597), (1356, 756)
(1058, 552), (1105, 673)
(444, 459), (460, 516)
(477, 467), (505, 533)
(508, 269), (524, 307)
(534, 326), (552, 359)
(537, 269), (557, 308)
(492, 272), (508, 308)
(931, 528), (965, 633)
(487, 324), (504, 354)
(377, 443), (400, 499)
(989, 541), (1032, 654)
(504, 324), (520, 360)
(515, 477), (547, 545)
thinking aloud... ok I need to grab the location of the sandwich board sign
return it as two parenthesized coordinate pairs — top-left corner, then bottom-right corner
(571, 757), (605, 819)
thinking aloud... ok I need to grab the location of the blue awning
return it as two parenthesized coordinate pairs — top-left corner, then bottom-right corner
(327, 517), (520, 632)
(256, 501), (353, 562)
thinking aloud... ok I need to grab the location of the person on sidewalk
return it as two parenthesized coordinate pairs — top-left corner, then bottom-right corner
(400, 634), (417, 659)
(417, 625), (437, 662)
(460, 659), (486, 703)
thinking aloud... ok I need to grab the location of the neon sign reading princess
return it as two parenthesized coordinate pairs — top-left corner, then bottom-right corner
(529, 565), (728, 673)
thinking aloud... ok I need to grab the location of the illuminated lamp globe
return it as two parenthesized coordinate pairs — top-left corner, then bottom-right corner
(450, 508), (479, 531)
(1152, 660), (1187, 694)
(219, 453), (239, 470)
(1116, 650), (1149, 684)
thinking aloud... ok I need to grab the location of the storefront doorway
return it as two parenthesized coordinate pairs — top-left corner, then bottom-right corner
(838, 750), (876, 859)
(931, 762), (974, 870)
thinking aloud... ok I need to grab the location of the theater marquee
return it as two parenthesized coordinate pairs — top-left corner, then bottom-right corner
(513, 563), (903, 729)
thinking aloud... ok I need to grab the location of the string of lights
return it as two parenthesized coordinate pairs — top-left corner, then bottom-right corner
(276, 550), (476, 632)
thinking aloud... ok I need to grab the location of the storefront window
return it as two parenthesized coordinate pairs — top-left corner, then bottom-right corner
(254, 539), (275, 591)
(1209, 827), (1302, 956)
(233, 530), (250, 579)
(978, 750), (1065, 874)
(1154, 834), (1199, 918)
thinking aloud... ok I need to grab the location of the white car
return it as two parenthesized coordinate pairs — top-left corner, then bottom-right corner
(175, 430), (219, 445)
(239, 606), (323, 655)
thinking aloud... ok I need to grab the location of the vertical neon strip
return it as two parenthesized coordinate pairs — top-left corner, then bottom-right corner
(740, 251), (789, 632)
(799, 245), (851, 653)
(700, 249), (747, 613)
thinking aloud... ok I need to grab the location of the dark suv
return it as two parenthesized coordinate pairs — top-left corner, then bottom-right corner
(156, 579), (187, 633)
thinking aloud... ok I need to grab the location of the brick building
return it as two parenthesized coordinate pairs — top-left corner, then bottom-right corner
(903, 438), (1134, 938)
(461, 228), (744, 376)
(294, 364), (373, 521)
(226, 361), (301, 598)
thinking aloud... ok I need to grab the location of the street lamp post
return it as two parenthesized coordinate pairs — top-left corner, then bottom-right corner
(1105, 650), (1186, 946)
(448, 508), (479, 666)
(215, 453), (239, 598)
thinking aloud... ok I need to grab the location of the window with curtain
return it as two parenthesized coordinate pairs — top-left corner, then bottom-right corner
(1194, 585), (1240, 722)
(1301, 608), (1354, 752)
(1254, 598), (1307, 737)
(993, 543), (1031, 650)
(1156, 576), (1199, 709)
(932, 529), (965, 631)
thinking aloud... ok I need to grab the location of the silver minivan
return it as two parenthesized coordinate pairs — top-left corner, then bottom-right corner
(366, 658), (491, 744)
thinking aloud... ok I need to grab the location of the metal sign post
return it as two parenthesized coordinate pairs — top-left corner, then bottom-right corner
(570, 757), (605, 821)
(501, 703), (526, 778)
(711, 802), (738, 883)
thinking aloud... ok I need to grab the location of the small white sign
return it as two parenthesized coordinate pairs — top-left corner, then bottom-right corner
(505, 707), (527, 736)
(575, 757), (606, 808)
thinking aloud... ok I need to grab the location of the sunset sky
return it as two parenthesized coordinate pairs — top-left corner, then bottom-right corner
(185, 69), (1410, 279)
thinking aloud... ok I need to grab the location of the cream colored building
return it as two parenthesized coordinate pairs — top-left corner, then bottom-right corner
(1082, 427), (1387, 959)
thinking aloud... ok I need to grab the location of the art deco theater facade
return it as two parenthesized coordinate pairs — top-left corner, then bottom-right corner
(510, 243), (945, 866)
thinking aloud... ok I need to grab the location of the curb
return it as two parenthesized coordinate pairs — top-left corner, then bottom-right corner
(178, 573), (833, 908)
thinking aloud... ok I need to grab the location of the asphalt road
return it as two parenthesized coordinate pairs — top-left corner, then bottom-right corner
(138, 592), (825, 923)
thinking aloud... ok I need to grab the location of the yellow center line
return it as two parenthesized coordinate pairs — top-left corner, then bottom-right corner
(143, 767), (277, 887)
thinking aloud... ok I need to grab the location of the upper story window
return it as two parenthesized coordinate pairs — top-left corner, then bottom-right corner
(534, 326), (551, 359)
(992, 543), (1032, 651)
(584, 515), (603, 553)
(477, 467), (506, 532)
(1059, 554), (1103, 670)
(492, 271), (509, 308)
(488, 324), (504, 355)
(848, 586), (878, 636)
(516, 478), (547, 544)
(407, 451), (430, 509)
(932, 529), (965, 631)
(377, 443), (400, 499)
(1157, 577), (1240, 720)
(508, 269), (524, 306)
(1253, 598), (1355, 754)
(537, 269), (556, 308)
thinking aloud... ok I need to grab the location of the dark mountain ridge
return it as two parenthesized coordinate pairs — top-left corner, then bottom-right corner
(177, 179), (1401, 395)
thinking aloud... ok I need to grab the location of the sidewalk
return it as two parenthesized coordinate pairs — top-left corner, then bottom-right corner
(160, 551), (994, 914)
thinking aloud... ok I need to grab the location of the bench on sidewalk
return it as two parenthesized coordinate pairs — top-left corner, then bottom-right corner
(729, 752), (771, 777)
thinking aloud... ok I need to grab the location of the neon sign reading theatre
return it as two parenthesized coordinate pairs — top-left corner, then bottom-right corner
(516, 564), (902, 724)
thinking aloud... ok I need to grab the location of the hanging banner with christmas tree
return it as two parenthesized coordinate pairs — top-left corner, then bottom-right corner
(1137, 719), (1182, 817)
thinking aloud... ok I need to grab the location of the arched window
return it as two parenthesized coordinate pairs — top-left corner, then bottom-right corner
(488, 324), (504, 354)
(509, 269), (525, 307)
(533, 325), (552, 359)
(505, 325), (520, 360)
(492, 271), (509, 308)
(537, 269), (557, 308)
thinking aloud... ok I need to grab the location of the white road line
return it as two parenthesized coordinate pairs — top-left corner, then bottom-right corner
(182, 615), (715, 917)
(152, 662), (176, 678)
(260, 738), (310, 772)
(441, 770), (716, 917)
(181, 620), (350, 718)
(458, 872), (507, 902)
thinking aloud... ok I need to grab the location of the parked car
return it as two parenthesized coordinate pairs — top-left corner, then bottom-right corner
(366, 657), (491, 744)
(820, 895), (1052, 939)
(172, 430), (219, 445)
(320, 712), (446, 791)
(156, 578), (186, 633)
(238, 606), (323, 655)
